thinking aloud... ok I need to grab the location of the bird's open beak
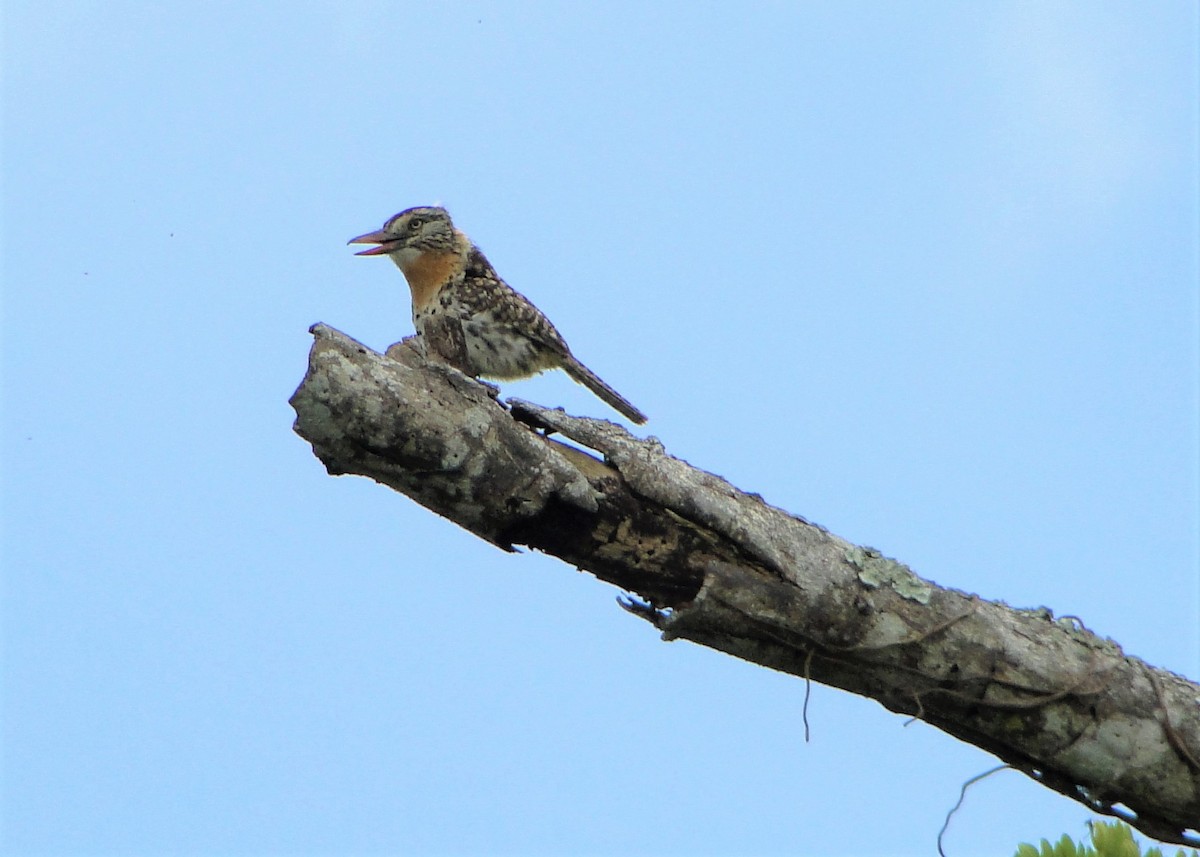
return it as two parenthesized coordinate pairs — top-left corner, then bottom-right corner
(348, 228), (398, 256)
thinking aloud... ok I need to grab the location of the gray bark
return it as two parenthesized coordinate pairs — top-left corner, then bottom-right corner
(289, 323), (1200, 846)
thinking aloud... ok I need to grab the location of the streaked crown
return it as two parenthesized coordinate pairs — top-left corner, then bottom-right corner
(381, 206), (457, 252)
(349, 205), (466, 260)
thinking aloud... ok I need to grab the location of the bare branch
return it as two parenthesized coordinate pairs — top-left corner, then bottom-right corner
(290, 323), (1200, 847)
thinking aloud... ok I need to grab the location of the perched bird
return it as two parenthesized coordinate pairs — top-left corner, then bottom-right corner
(349, 206), (647, 424)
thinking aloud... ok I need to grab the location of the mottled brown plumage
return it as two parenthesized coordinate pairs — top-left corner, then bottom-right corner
(349, 206), (647, 424)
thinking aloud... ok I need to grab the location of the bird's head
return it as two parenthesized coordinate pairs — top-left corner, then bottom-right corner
(348, 206), (459, 266)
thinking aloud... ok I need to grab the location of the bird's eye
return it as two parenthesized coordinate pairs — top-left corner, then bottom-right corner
(408, 218), (423, 232)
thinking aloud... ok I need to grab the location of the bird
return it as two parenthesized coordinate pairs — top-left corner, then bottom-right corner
(348, 206), (647, 424)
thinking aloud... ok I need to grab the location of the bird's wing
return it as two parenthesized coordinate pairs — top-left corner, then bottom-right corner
(463, 246), (571, 356)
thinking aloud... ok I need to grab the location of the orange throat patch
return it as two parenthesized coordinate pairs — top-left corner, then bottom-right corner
(400, 251), (461, 311)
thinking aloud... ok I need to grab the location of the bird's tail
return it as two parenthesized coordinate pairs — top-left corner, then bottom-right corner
(563, 358), (647, 425)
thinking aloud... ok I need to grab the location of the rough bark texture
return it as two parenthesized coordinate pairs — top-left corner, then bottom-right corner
(290, 323), (1200, 846)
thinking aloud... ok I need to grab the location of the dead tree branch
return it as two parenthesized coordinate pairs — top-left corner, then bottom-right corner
(289, 323), (1200, 846)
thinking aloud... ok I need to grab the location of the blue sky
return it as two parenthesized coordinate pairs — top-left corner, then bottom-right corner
(2, 3), (1197, 855)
